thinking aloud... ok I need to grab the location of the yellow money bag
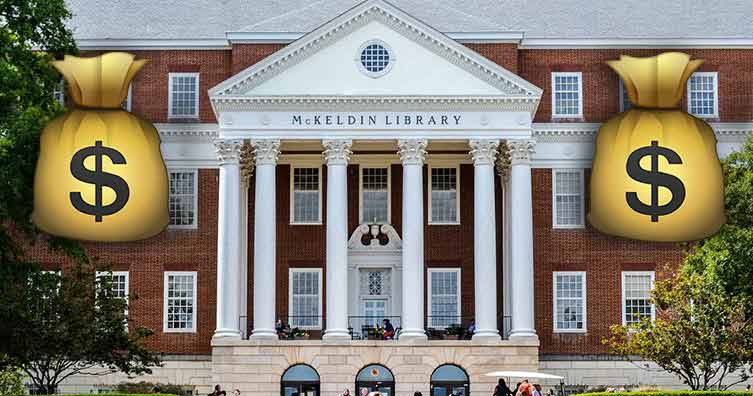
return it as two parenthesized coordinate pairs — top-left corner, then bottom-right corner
(588, 52), (725, 242)
(32, 52), (168, 241)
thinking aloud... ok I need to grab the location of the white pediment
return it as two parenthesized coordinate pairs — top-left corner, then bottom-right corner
(210, 0), (542, 112)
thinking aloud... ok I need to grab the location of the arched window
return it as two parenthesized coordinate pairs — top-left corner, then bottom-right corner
(356, 364), (395, 396)
(430, 364), (469, 396)
(281, 364), (320, 396)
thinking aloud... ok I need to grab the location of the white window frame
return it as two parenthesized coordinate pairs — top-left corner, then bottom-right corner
(552, 168), (585, 229)
(552, 271), (587, 333)
(288, 268), (323, 330)
(122, 84), (132, 112)
(621, 271), (656, 326)
(289, 166), (323, 225)
(359, 166), (391, 224)
(167, 169), (198, 229)
(167, 72), (200, 118)
(96, 271), (129, 300)
(686, 72), (719, 118)
(619, 80), (631, 112)
(551, 72), (583, 118)
(163, 271), (197, 333)
(427, 268), (462, 329)
(428, 165), (461, 225)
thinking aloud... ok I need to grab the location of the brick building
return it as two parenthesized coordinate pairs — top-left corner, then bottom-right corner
(31, 0), (753, 394)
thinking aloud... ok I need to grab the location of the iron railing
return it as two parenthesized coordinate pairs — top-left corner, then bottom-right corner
(348, 315), (402, 340)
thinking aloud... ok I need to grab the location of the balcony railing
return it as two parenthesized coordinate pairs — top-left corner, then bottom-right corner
(239, 315), (512, 340)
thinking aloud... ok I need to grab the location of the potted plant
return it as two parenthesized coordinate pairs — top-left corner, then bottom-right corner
(290, 328), (310, 340)
(445, 326), (463, 340)
(367, 327), (385, 340)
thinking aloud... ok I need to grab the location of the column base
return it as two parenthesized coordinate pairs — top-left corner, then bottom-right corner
(213, 328), (242, 339)
(472, 329), (501, 342)
(250, 328), (278, 340)
(508, 328), (538, 341)
(323, 329), (351, 340)
(398, 328), (427, 342)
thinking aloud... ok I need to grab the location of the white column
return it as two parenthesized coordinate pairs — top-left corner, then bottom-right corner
(250, 139), (281, 339)
(213, 139), (243, 339)
(496, 144), (512, 338)
(239, 144), (253, 337)
(470, 139), (501, 341)
(507, 139), (537, 340)
(323, 139), (353, 340)
(398, 139), (428, 341)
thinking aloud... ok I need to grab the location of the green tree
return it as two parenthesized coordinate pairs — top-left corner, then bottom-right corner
(605, 270), (753, 390)
(0, 365), (26, 396)
(5, 264), (162, 394)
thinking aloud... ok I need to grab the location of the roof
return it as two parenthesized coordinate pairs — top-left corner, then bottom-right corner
(66, 0), (753, 44)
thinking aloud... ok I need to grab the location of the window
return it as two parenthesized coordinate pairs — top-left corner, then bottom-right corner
(53, 79), (65, 107)
(552, 72), (583, 118)
(431, 364), (469, 396)
(96, 271), (129, 299)
(360, 167), (390, 223)
(281, 364), (320, 396)
(163, 271), (197, 332)
(553, 271), (586, 332)
(168, 72), (199, 118)
(289, 269), (322, 329)
(168, 170), (198, 228)
(687, 72), (718, 118)
(356, 364), (395, 396)
(622, 271), (655, 326)
(291, 167), (321, 224)
(619, 80), (631, 112)
(122, 84), (132, 111)
(552, 169), (585, 228)
(428, 269), (461, 328)
(358, 40), (393, 78)
(429, 166), (459, 224)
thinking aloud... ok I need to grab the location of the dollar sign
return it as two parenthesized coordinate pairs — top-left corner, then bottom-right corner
(625, 140), (686, 222)
(69, 140), (130, 222)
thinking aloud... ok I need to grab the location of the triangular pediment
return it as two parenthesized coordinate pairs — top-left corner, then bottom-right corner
(210, 0), (542, 104)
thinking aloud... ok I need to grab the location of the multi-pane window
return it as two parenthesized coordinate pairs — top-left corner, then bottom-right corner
(361, 167), (389, 223)
(291, 167), (321, 223)
(553, 272), (586, 332)
(53, 79), (65, 107)
(122, 84), (132, 111)
(97, 271), (129, 299)
(622, 271), (655, 326)
(552, 72), (583, 118)
(428, 269), (460, 328)
(168, 72), (199, 118)
(430, 167), (459, 224)
(552, 169), (584, 228)
(168, 170), (197, 228)
(163, 272), (197, 332)
(619, 80), (632, 112)
(687, 72), (718, 118)
(289, 269), (322, 329)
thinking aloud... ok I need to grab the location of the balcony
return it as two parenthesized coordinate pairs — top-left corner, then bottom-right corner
(239, 315), (512, 341)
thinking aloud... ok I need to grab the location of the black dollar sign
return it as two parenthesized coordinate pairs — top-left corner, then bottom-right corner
(69, 140), (130, 222)
(625, 140), (686, 222)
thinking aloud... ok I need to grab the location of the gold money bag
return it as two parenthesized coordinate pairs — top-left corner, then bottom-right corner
(32, 52), (168, 241)
(588, 52), (725, 242)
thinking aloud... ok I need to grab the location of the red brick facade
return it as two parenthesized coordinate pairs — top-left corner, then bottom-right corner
(26, 43), (748, 356)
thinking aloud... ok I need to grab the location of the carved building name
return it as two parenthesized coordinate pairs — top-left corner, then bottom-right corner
(291, 112), (462, 128)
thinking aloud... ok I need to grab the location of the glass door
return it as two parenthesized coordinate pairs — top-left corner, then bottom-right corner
(431, 384), (467, 396)
(363, 299), (387, 327)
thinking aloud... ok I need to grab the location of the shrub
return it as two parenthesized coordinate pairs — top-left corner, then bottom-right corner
(115, 381), (188, 395)
(577, 391), (753, 396)
(0, 366), (26, 396)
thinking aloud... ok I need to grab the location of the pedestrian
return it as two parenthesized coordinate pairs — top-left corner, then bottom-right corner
(342, 389), (351, 396)
(746, 384), (751, 392)
(532, 384), (542, 396)
(414, 392), (423, 396)
(209, 384), (227, 396)
(517, 379), (532, 396)
(493, 379), (514, 396)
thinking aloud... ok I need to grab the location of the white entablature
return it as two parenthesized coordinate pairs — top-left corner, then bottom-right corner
(208, 0), (543, 140)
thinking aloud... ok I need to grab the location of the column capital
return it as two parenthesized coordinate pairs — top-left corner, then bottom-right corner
(251, 139), (281, 166)
(213, 139), (243, 165)
(322, 139), (353, 165)
(507, 139), (536, 165)
(240, 142), (254, 187)
(397, 139), (428, 165)
(469, 139), (500, 166)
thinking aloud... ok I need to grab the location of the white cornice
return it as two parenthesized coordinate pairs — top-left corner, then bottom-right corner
(157, 123), (219, 140)
(532, 122), (753, 142)
(520, 37), (753, 49)
(225, 31), (525, 44)
(76, 38), (230, 50)
(209, 0), (542, 101)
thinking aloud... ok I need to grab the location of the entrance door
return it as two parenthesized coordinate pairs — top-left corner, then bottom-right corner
(431, 384), (468, 396)
(362, 299), (388, 327)
(283, 383), (320, 396)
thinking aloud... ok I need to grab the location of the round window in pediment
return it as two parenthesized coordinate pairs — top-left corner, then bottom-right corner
(357, 40), (393, 78)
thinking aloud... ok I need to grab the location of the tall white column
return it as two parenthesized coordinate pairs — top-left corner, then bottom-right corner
(239, 143), (253, 337)
(469, 139), (501, 341)
(323, 139), (352, 340)
(507, 139), (537, 340)
(250, 139), (281, 339)
(398, 139), (428, 341)
(496, 143), (512, 338)
(213, 139), (243, 339)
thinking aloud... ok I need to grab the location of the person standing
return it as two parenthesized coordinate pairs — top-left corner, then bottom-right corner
(493, 379), (514, 396)
(532, 384), (542, 396)
(342, 389), (351, 396)
(209, 385), (227, 396)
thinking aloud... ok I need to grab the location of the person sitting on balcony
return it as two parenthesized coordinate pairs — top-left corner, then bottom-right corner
(382, 318), (395, 339)
(275, 319), (291, 338)
(467, 319), (476, 339)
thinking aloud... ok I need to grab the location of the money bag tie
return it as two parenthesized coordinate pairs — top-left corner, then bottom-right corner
(32, 52), (168, 241)
(588, 52), (725, 242)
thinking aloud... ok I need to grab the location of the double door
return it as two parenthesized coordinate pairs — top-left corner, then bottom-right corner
(431, 383), (468, 396)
